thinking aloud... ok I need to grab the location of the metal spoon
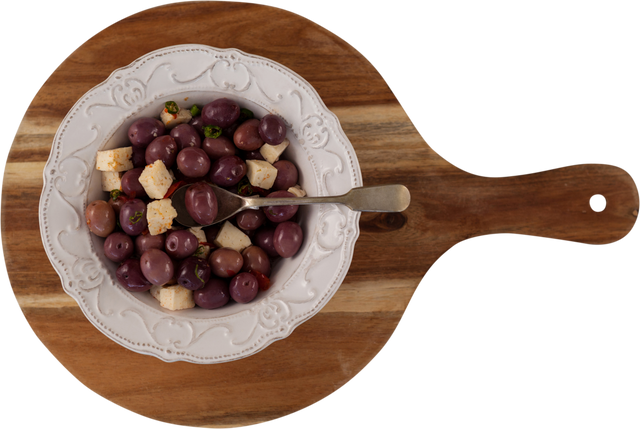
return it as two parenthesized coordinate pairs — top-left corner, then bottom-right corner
(171, 183), (411, 227)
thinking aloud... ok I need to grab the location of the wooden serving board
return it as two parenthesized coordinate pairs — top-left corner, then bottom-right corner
(3, 2), (639, 427)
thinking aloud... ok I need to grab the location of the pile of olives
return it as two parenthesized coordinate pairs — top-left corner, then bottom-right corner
(86, 98), (304, 309)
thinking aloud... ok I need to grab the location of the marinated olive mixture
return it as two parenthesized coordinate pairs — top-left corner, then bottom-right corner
(86, 99), (304, 310)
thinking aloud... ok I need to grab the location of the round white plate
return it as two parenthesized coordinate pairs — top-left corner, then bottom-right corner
(39, 44), (362, 363)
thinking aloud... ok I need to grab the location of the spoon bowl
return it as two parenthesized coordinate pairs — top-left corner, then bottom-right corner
(171, 183), (411, 227)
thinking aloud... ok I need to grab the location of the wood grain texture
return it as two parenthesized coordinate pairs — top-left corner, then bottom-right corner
(3, 2), (638, 428)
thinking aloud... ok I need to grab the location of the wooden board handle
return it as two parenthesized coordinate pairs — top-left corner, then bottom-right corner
(431, 164), (639, 245)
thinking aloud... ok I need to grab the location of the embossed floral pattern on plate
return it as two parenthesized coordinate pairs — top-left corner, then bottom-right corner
(39, 45), (362, 363)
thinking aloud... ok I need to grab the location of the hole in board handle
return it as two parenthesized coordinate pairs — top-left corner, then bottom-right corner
(592, 198), (607, 210)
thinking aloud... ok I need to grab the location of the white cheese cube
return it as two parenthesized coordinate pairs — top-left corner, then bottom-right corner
(138, 160), (173, 199)
(213, 221), (252, 253)
(189, 227), (210, 259)
(287, 185), (306, 197)
(259, 138), (290, 164)
(246, 160), (278, 190)
(156, 284), (195, 310)
(101, 171), (123, 192)
(96, 147), (133, 172)
(160, 105), (192, 129)
(146, 199), (178, 236)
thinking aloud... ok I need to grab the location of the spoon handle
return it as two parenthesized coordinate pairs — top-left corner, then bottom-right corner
(245, 185), (411, 212)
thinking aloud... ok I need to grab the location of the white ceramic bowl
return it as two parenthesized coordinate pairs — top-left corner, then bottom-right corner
(39, 45), (362, 363)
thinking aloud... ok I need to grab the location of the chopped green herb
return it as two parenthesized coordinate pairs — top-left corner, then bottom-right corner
(203, 125), (222, 139)
(239, 108), (254, 121)
(238, 184), (253, 196)
(190, 104), (201, 116)
(165, 101), (179, 114)
(237, 177), (253, 196)
(129, 211), (143, 224)
(195, 264), (204, 283)
(110, 189), (123, 201)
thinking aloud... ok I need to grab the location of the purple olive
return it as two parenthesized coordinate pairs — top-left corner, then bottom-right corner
(273, 221), (303, 258)
(229, 272), (259, 303)
(165, 230), (199, 259)
(202, 98), (240, 128)
(170, 123), (201, 150)
(121, 167), (147, 199)
(194, 278), (230, 309)
(253, 227), (279, 257)
(209, 155), (247, 187)
(86, 200), (116, 237)
(128, 117), (165, 148)
(262, 190), (298, 223)
(135, 233), (166, 257)
(258, 114), (286, 145)
(177, 256), (211, 291)
(233, 119), (264, 151)
(104, 232), (134, 263)
(140, 248), (174, 286)
(241, 246), (271, 276)
(202, 135), (237, 160)
(185, 182), (218, 225)
(119, 199), (147, 236)
(272, 160), (298, 191)
(116, 259), (153, 292)
(176, 147), (211, 178)
(145, 135), (178, 168)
